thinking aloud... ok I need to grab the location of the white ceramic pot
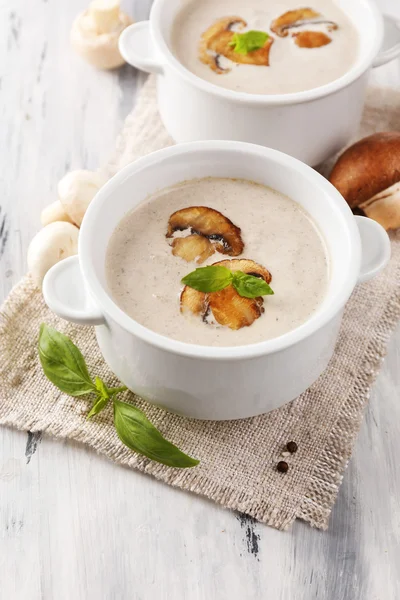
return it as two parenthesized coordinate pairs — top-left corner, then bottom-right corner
(42, 142), (390, 420)
(118, 0), (400, 166)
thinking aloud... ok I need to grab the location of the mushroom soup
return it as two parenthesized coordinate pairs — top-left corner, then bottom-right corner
(171, 0), (359, 95)
(105, 177), (329, 347)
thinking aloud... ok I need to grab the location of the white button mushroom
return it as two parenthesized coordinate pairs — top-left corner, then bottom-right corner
(27, 222), (80, 288)
(41, 200), (74, 227)
(58, 169), (106, 227)
(71, 0), (133, 70)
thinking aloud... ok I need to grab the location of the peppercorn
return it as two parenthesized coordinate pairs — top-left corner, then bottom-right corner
(277, 461), (289, 473)
(286, 441), (298, 454)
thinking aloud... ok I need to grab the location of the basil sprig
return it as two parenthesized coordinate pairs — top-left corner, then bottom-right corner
(39, 324), (199, 469)
(39, 323), (96, 396)
(113, 399), (198, 468)
(182, 266), (274, 298)
(229, 30), (269, 55)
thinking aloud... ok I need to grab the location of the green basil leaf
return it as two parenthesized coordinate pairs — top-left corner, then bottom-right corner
(114, 399), (199, 468)
(86, 377), (111, 418)
(87, 395), (110, 419)
(181, 265), (233, 293)
(39, 323), (96, 396)
(229, 30), (269, 54)
(232, 271), (274, 298)
(95, 376), (110, 399)
(107, 385), (128, 396)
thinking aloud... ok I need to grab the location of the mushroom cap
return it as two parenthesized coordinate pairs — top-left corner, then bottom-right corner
(41, 200), (74, 227)
(58, 169), (106, 227)
(360, 182), (400, 231)
(329, 132), (400, 208)
(27, 222), (79, 288)
(70, 9), (132, 70)
(167, 206), (244, 257)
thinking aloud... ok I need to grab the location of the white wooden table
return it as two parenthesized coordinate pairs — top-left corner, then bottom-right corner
(1, 1), (399, 598)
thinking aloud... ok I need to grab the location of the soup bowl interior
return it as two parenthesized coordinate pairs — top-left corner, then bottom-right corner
(151, 0), (383, 103)
(79, 142), (361, 358)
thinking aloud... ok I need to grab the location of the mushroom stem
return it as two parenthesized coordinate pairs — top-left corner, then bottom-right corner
(41, 200), (75, 227)
(360, 181), (400, 231)
(89, 0), (121, 33)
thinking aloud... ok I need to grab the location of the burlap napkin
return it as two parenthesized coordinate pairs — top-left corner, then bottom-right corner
(1, 77), (399, 530)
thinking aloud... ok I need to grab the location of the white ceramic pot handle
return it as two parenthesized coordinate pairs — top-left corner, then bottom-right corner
(42, 255), (105, 326)
(356, 216), (391, 283)
(118, 21), (164, 75)
(373, 15), (400, 67)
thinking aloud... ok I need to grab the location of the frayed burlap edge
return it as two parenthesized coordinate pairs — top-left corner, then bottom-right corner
(297, 288), (400, 528)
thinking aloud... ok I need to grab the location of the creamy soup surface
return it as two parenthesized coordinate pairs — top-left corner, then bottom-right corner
(106, 178), (329, 347)
(171, 0), (359, 95)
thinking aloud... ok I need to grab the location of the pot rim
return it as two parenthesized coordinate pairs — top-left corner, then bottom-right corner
(150, 0), (383, 106)
(79, 141), (361, 361)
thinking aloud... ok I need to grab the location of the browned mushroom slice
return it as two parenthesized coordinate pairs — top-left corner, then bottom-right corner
(199, 16), (246, 73)
(167, 206), (244, 256)
(180, 285), (206, 316)
(199, 16), (274, 73)
(180, 258), (272, 330)
(208, 259), (271, 330)
(208, 286), (264, 330)
(171, 234), (215, 264)
(294, 31), (332, 48)
(212, 258), (272, 282)
(270, 8), (337, 37)
(209, 30), (274, 68)
(201, 16), (246, 42)
(200, 44), (229, 74)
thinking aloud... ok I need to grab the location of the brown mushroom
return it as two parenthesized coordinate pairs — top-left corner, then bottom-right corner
(294, 31), (332, 48)
(167, 206), (244, 257)
(199, 16), (274, 73)
(180, 285), (208, 317)
(171, 234), (215, 264)
(208, 285), (264, 330)
(329, 132), (400, 230)
(180, 258), (272, 330)
(270, 8), (338, 38)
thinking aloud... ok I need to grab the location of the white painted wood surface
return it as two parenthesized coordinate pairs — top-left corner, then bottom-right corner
(1, 1), (400, 598)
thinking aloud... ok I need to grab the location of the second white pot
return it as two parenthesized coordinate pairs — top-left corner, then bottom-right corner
(119, 0), (400, 166)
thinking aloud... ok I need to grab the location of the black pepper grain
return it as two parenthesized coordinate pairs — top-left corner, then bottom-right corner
(286, 441), (298, 454)
(277, 461), (289, 473)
